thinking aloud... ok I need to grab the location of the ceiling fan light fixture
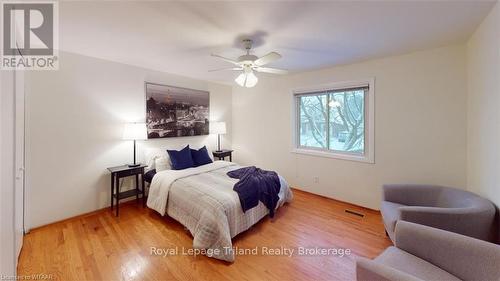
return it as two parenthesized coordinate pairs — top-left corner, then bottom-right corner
(235, 73), (246, 87)
(235, 71), (258, 88)
(212, 39), (286, 87)
(245, 72), (258, 88)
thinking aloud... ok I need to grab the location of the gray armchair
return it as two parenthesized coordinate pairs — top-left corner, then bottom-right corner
(356, 221), (500, 281)
(381, 184), (495, 242)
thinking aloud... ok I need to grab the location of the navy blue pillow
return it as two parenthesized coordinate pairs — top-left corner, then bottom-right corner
(167, 145), (194, 170)
(191, 146), (213, 167)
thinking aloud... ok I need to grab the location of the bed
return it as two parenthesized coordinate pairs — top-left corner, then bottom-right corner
(146, 160), (293, 262)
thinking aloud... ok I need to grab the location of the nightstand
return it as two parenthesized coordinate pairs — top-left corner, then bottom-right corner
(212, 149), (233, 162)
(107, 164), (147, 216)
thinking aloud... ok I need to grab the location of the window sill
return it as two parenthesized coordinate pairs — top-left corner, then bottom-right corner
(291, 148), (374, 164)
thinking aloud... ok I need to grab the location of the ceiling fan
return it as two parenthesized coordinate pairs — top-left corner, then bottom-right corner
(210, 39), (288, 88)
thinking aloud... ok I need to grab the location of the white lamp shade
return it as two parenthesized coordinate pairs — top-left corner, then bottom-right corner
(123, 123), (147, 140)
(210, 121), (226, 135)
(235, 71), (258, 88)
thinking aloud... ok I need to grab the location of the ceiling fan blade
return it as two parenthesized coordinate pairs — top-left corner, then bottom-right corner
(254, 67), (288, 75)
(208, 67), (243, 72)
(254, 52), (282, 66)
(211, 54), (241, 66)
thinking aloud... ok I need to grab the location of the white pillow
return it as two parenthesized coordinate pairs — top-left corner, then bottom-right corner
(144, 147), (168, 171)
(155, 157), (171, 171)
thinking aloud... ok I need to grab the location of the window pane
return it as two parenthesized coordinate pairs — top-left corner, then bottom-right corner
(299, 95), (327, 148)
(329, 89), (365, 154)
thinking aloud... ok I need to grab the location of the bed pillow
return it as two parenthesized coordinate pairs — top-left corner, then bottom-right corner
(155, 157), (171, 172)
(191, 145), (215, 161)
(190, 146), (213, 167)
(205, 146), (215, 161)
(144, 147), (170, 171)
(167, 145), (194, 170)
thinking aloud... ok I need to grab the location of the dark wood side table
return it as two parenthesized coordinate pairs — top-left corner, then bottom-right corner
(212, 149), (233, 162)
(107, 164), (147, 216)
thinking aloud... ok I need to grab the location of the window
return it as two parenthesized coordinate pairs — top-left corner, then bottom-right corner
(293, 79), (374, 163)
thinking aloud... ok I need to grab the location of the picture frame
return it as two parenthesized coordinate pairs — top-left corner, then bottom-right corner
(145, 82), (210, 139)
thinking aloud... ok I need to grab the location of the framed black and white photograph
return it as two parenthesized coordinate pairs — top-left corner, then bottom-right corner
(145, 82), (209, 138)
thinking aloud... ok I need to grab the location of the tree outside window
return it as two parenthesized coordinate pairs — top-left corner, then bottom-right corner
(298, 87), (366, 154)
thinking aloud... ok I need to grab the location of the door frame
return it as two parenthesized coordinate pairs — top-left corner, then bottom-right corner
(12, 8), (26, 269)
(13, 61), (25, 257)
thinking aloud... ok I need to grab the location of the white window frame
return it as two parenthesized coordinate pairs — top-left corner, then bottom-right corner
(291, 78), (375, 163)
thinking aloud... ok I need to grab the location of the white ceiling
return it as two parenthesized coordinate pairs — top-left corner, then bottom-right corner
(59, 1), (496, 84)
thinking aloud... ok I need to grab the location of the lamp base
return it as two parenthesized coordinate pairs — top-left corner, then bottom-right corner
(215, 150), (223, 152)
(127, 163), (140, 168)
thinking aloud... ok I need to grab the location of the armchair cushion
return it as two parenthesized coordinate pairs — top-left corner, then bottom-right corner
(356, 257), (424, 281)
(374, 247), (460, 281)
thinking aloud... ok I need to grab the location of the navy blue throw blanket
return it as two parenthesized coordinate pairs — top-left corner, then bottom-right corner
(227, 166), (281, 218)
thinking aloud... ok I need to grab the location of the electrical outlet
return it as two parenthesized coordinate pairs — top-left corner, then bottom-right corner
(313, 177), (319, 184)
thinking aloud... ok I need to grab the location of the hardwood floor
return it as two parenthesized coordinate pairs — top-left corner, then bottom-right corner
(18, 189), (392, 281)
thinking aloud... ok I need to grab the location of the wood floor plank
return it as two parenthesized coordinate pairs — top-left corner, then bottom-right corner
(18, 189), (392, 280)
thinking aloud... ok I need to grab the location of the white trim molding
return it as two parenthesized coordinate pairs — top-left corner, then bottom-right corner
(291, 78), (375, 164)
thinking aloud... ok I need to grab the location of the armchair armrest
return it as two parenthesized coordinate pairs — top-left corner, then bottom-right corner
(395, 221), (500, 281)
(356, 257), (424, 281)
(382, 184), (443, 206)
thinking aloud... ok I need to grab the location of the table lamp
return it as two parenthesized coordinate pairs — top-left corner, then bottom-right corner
(210, 121), (226, 152)
(123, 122), (147, 167)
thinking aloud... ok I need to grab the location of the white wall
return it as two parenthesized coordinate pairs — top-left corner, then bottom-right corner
(466, 2), (500, 209)
(232, 45), (468, 210)
(26, 51), (232, 228)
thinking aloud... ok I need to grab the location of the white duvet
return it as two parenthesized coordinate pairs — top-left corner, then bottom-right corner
(146, 161), (293, 262)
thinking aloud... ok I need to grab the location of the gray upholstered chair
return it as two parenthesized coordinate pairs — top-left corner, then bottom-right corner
(381, 184), (496, 242)
(356, 221), (500, 281)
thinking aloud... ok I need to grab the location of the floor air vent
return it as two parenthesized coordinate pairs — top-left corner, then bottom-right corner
(345, 209), (365, 217)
